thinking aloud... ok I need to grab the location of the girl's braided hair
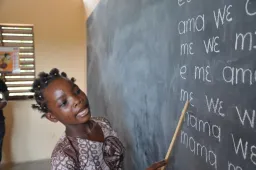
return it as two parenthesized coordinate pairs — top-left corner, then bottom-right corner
(30, 68), (75, 117)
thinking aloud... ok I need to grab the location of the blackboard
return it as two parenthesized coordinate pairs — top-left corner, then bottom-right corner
(87, 0), (256, 169)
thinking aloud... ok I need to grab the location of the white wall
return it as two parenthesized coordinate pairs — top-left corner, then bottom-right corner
(0, 0), (86, 163)
(83, 0), (101, 19)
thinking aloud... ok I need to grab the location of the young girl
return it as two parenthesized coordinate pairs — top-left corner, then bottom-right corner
(31, 68), (166, 170)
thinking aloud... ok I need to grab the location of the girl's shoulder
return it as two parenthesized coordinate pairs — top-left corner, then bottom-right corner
(91, 116), (118, 137)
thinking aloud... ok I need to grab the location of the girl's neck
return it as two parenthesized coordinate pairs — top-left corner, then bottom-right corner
(65, 120), (95, 138)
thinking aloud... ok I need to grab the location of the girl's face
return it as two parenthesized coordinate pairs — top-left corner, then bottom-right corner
(43, 77), (91, 125)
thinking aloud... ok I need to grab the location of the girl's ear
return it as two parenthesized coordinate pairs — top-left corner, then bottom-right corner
(45, 112), (58, 123)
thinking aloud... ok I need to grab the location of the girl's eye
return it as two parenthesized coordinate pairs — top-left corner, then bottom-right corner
(60, 100), (67, 107)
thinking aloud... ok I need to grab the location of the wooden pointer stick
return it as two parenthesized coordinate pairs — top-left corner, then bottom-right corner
(161, 101), (189, 170)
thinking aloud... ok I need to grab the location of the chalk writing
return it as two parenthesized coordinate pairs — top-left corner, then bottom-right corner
(180, 89), (194, 106)
(180, 65), (187, 80)
(222, 66), (254, 85)
(178, 14), (205, 35)
(184, 112), (221, 142)
(235, 31), (256, 51)
(231, 134), (256, 165)
(194, 66), (212, 82)
(228, 162), (243, 170)
(178, 0), (191, 7)
(235, 106), (255, 129)
(231, 134), (248, 159)
(205, 95), (225, 117)
(181, 42), (194, 55)
(251, 146), (256, 166)
(245, 0), (256, 16)
(203, 36), (220, 53)
(213, 5), (233, 29)
(181, 131), (218, 169)
(175, 0), (256, 169)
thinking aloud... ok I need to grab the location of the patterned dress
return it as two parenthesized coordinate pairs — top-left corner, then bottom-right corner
(51, 117), (125, 170)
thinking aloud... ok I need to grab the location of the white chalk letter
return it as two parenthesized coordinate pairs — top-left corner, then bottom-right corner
(228, 162), (243, 170)
(235, 32), (253, 51)
(223, 66), (234, 85)
(212, 125), (221, 142)
(178, 0), (185, 6)
(231, 133), (248, 159)
(251, 145), (256, 165)
(197, 143), (208, 162)
(181, 131), (189, 147)
(209, 150), (218, 170)
(235, 68), (253, 85)
(180, 65), (187, 80)
(189, 137), (196, 154)
(195, 14), (205, 32)
(178, 21), (185, 35)
(235, 106), (255, 128)
(245, 0), (256, 16)
(206, 66), (212, 82)
(190, 114), (198, 129)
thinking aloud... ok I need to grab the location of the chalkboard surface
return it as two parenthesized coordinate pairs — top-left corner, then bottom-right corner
(87, 0), (256, 169)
